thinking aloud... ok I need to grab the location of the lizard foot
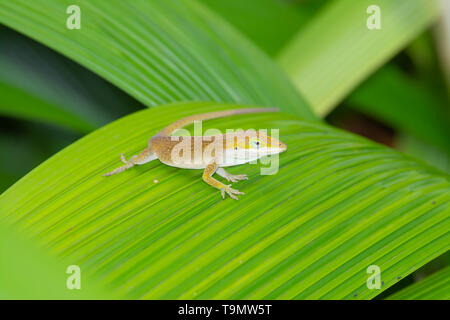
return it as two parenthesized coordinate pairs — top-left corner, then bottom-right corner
(223, 173), (248, 183)
(220, 184), (245, 200)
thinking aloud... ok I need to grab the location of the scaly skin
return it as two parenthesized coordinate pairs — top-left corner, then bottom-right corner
(103, 108), (287, 200)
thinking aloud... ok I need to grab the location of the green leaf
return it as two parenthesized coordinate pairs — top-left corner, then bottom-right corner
(0, 0), (314, 119)
(0, 28), (144, 132)
(0, 120), (82, 193)
(0, 223), (110, 299)
(1, 102), (448, 299)
(202, 0), (326, 56)
(346, 65), (450, 155)
(277, 0), (439, 116)
(0, 28), (94, 132)
(0, 171), (18, 195)
(0, 80), (95, 133)
(386, 266), (450, 300)
(396, 133), (450, 175)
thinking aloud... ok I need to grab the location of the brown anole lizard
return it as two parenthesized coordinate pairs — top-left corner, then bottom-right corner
(103, 108), (287, 200)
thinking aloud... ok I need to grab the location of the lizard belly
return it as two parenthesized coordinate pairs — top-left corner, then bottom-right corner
(156, 150), (214, 169)
(158, 158), (208, 169)
(157, 152), (252, 169)
(219, 158), (252, 167)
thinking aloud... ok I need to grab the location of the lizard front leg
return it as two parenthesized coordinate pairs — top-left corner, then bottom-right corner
(202, 162), (244, 200)
(216, 167), (248, 183)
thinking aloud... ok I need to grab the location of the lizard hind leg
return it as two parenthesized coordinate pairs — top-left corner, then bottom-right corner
(103, 147), (155, 177)
(103, 154), (138, 177)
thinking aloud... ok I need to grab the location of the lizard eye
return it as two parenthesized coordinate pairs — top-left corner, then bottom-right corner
(251, 139), (261, 148)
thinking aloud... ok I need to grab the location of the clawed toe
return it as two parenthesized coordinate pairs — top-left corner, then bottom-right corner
(226, 174), (248, 183)
(220, 184), (245, 200)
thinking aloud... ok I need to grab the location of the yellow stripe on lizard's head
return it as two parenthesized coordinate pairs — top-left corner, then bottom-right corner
(226, 131), (287, 153)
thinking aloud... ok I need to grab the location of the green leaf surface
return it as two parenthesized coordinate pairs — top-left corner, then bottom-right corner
(0, 223), (110, 299)
(0, 0), (314, 119)
(277, 0), (439, 116)
(386, 266), (450, 300)
(1, 102), (449, 299)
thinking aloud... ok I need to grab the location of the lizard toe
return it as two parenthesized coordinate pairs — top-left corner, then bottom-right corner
(223, 184), (245, 200)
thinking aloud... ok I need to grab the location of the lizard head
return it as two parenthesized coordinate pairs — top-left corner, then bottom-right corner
(247, 132), (287, 154)
(225, 131), (287, 162)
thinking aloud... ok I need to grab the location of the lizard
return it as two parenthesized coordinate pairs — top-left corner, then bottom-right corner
(103, 108), (287, 200)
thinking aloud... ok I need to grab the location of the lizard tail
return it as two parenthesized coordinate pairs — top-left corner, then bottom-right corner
(155, 107), (279, 137)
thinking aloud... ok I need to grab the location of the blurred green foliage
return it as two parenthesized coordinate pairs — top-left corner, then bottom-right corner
(0, 29), (144, 192)
(0, 0), (449, 299)
(202, 0), (327, 56)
